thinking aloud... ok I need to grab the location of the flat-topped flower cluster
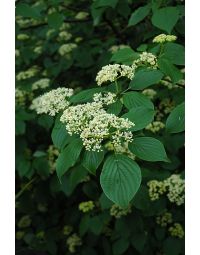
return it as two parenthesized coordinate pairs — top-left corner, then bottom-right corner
(96, 52), (158, 86)
(147, 174), (185, 206)
(30, 87), (74, 116)
(31, 89), (135, 151)
(60, 92), (134, 151)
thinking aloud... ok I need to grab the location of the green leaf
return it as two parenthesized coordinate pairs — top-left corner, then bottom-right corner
(152, 7), (180, 33)
(123, 106), (155, 131)
(94, 0), (119, 8)
(100, 154), (141, 207)
(47, 12), (64, 29)
(131, 232), (147, 252)
(129, 137), (169, 162)
(163, 238), (182, 255)
(90, 215), (104, 235)
(123, 92), (154, 110)
(113, 238), (129, 255)
(51, 122), (71, 150)
(79, 215), (90, 236)
(130, 69), (163, 90)
(16, 3), (41, 18)
(70, 88), (103, 103)
(33, 158), (50, 177)
(15, 120), (26, 135)
(68, 166), (88, 194)
(110, 48), (139, 65)
(99, 193), (113, 209)
(82, 150), (104, 174)
(158, 58), (183, 83)
(33, 151), (46, 157)
(128, 4), (151, 26)
(107, 100), (123, 115)
(166, 102), (185, 133)
(17, 159), (31, 178)
(56, 139), (83, 180)
(163, 43), (185, 66)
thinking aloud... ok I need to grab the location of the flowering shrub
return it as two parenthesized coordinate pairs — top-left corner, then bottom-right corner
(16, 0), (185, 255)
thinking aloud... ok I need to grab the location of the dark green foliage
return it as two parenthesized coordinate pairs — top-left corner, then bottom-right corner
(16, 0), (185, 254)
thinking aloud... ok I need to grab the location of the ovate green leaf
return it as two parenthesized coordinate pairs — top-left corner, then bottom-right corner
(82, 150), (104, 174)
(129, 137), (169, 162)
(128, 4), (151, 26)
(123, 106), (155, 131)
(123, 92), (154, 110)
(152, 7), (180, 33)
(166, 102), (185, 133)
(56, 139), (83, 180)
(100, 154), (141, 207)
(130, 69), (163, 90)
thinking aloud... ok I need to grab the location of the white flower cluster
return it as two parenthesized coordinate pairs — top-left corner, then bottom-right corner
(145, 121), (165, 133)
(133, 52), (158, 69)
(148, 174), (185, 205)
(109, 44), (129, 53)
(147, 180), (167, 201)
(142, 89), (157, 99)
(16, 66), (39, 81)
(93, 92), (117, 105)
(164, 174), (185, 206)
(30, 87), (74, 116)
(34, 46), (43, 54)
(58, 31), (72, 41)
(105, 141), (136, 159)
(60, 100), (134, 151)
(96, 64), (135, 86)
(15, 49), (20, 57)
(47, 145), (59, 173)
(58, 43), (77, 56)
(66, 233), (82, 253)
(32, 78), (50, 91)
(17, 33), (29, 40)
(75, 11), (89, 20)
(153, 34), (177, 43)
(15, 88), (33, 107)
(168, 223), (184, 239)
(110, 204), (132, 218)
(156, 212), (173, 227)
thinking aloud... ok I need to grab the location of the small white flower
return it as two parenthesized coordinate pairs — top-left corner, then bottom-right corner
(93, 92), (117, 105)
(96, 64), (135, 86)
(153, 34), (177, 43)
(32, 78), (50, 91)
(30, 87), (74, 116)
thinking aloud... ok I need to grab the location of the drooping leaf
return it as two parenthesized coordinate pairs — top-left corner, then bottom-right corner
(166, 102), (185, 133)
(112, 238), (129, 255)
(129, 137), (169, 162)
(163, 43), (185, 66)
(51, 122), (72, 150)
(56, 139), (83, 180)
(100, 154), (141, 207)
(152, 7), (180, 33)
(158, 58), (183, 83)
(128, 4), (151, 26)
